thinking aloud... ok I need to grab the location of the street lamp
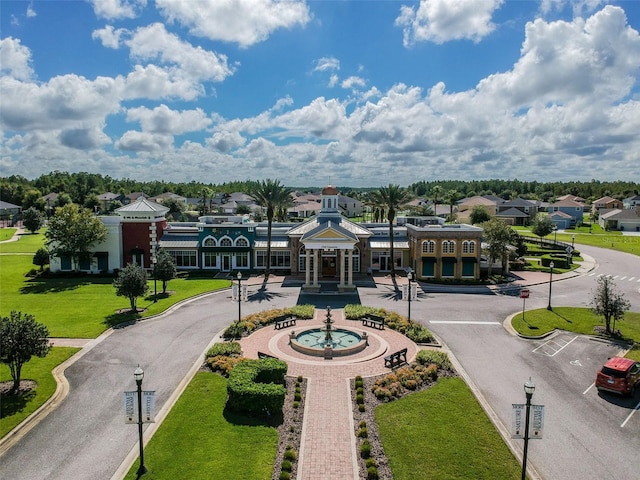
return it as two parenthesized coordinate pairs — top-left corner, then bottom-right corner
(152, 256), (157, 303)
(571, 234), (575, 249)
(546, 261), (554, 311)
(407, 270), (413, 322)
(521, 378), (536, 480)
(236, 272), (242, 325)
(134, 366), (147, 476)
(553, 225), (558, 245)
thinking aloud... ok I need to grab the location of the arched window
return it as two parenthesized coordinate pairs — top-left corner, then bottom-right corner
(219, 237), (232, 247)
(462, 241), (476, 254)
(442, 240), (455, 254)
(235, 237), (249, 247)
(422, 240), (435, 254)
(203, 237), (216, 247)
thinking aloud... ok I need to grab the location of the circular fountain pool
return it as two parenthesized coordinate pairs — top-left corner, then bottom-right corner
(290, 327), (368, 357)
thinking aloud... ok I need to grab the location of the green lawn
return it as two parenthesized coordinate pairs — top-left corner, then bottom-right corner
(376, 377), (522, 480)
(516, 229), (639, 256)
(0, 347), (79, 437)
(0, 231), (46, 253)
(512, 307), (640, 358)
(0, 228), (17, 241)
(0, 254), (231, 338)
(124, 372), (278, 480)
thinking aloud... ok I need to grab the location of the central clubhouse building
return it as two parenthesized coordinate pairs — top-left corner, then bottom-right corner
(51, 186), (484, 286)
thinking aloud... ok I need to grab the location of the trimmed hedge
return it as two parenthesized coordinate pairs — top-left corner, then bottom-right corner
(540, 255), (569, 269)
(226, 358), (287, 416)
(344, 305), (434, 343)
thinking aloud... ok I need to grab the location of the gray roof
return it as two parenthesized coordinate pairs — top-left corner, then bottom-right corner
(158, 234), (199, 248)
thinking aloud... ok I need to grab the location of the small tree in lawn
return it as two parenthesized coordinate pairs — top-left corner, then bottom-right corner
(22, 206), (45, 233)
(33, 247), (50, 271)
(154, 249), (177, 294)
(531, 213), (553, 241)
(0, 311), (52, 393)
(590, 275), (630, 335)
(470, 205), (491, 225)
(113, 263), (149, 312)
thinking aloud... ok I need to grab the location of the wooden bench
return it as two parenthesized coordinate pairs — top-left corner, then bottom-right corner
(384, 348), (408, 369)
(274, 315), (296, 330)
(258, 351), (278, 360)
(362, 315), (385, 330)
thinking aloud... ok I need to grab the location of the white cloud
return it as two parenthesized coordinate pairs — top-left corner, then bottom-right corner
(116, 130), (173, 152)
(156, 0), (310, 48)
(396, 0), (504, 46)
(90, 0), (147, 20)
(0, 37), (35, 81)
(207, 130), (246, 153)
(328, 74), (339, 88)
(26, 4), (37, 18)
(341, 76), (366, 91)
(125, 104), (212, 134)
(313, 57), (340, 72)
(92, 25), (128, 49)
(126, 23), (235, 83)
(59, 127), (110, 150)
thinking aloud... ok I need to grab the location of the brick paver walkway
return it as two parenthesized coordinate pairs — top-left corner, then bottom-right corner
(239, 308), (418, 480)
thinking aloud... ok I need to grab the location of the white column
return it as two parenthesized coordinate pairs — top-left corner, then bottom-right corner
(339, 249), (345, 287)
(313, 249), (319, 286)
(348, 248), (353, 287)
(305, 248), (311, 286)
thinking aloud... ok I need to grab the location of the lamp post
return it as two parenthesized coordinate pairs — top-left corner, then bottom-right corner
(521, 378), (536, 480)
(134, 366), (147, 476)
(571, 234), (575, 249)
(236, 272), (242, 325)
(546, 261), (554, 311)
(553, 225), (558, 245)
(407, 270), (413, 322)
(152, 255), (157, 303)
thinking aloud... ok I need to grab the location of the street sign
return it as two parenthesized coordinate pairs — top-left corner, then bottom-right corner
(511, 404), (544, 439)
(520, 288), (530, 299)
(124, 391), (156, 424)
(402, 283), (418, 301)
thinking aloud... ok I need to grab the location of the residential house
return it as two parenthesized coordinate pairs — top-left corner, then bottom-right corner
(623, 194), (640, 209)
(0, 200), (21, 226)
(592, 196), (623, 215)
(548, 199), (584, 227)
(97, 192), (124, 212)
(495, 198), (538, 226)
(456, 196), (502, 223)
(599, 207), (640, 232)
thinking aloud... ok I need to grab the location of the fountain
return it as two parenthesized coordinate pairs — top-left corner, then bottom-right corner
(289, 306), (368, 359)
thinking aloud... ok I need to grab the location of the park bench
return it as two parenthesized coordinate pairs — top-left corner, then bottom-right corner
(258, 351), (278, 360)
(274, 315), (297, 330)
(384, 348), (408, 369)
(362, 314), (385, 330)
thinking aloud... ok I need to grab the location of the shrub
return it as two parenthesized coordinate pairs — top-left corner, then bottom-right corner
(293, 401), (299, 409)
(416, 350), (452, 370)
(278, 473), (291, 480)
(360, 440), (371, 458)
(284, 449), (297, 461)
(281, 460), (292, 472)
(294, 392), (301, 401)
(222, 322), (245, 340)
(359, 420), (367, 428)
(355, 379), (364, 389)
(372, 386), (393, 401)
(356, 393), (364, 404)
(297, 375), (303, 383)
(365, 458), (377, 469)
(357, 427), (368, 438)
(367, 466), (379, 479)
(358, 404), (365, 412)
(356, 386), (363, 395)
(206, 355), (246, 377)
(226, 358), (287, 416)
(206, 341), (241, 358)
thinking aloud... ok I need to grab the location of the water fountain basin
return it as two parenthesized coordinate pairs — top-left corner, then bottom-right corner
(289, 328), (368, 357)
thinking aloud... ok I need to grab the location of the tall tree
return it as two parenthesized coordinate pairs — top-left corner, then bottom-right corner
(249, 179), (293, 278)
(590, 276), (630, 335)
(22, 206), (45, 233)
(369, 184), (413, 277)
(154, 249), (177, 294)
(113, 263), (149, 312)
(45, 203), (107, 271)
(531, 213), (553, 240)
(431, 185), (443, 208)
(0, 311), (52, 392)
(482, 218), (513, 276)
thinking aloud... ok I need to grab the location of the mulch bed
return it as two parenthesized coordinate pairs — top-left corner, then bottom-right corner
(0, 380), (37, 396)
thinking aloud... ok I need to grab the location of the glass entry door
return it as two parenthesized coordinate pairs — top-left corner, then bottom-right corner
(379, 255), (391, 272)
(222, 255), (231, 271)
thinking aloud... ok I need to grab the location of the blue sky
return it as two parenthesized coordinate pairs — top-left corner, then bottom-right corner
(1, 0), (639, 187)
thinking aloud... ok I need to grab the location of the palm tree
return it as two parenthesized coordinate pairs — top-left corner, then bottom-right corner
(431, 185), (443, 210)
(369, 184), (413, 277)
(249, 179), (293, 278)
(445, 189), (462, 222)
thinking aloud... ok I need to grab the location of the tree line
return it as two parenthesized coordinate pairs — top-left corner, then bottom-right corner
(2, 171), (638, 208)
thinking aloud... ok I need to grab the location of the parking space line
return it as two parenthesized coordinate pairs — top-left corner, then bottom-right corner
(429, 321), (500, 325)
(532, 335), (578, 357)
(620, 399), (640, 428)
(629, 277), (635, 281)
(582, 383), (595, 395)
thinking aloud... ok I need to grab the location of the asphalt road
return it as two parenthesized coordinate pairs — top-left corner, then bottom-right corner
(1, 242), (639, 480)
